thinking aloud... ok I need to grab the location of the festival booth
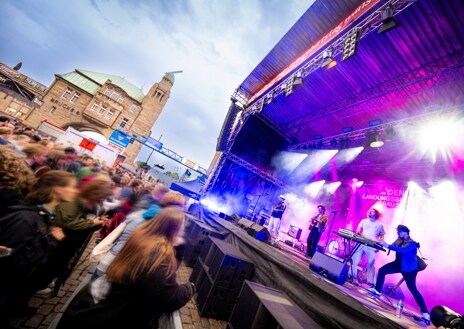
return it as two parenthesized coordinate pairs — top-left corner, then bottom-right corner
(199, 0), (464, 327)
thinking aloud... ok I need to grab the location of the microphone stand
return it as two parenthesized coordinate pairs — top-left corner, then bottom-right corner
(251, 193), (269, 223)
(323, 209), (347, 252)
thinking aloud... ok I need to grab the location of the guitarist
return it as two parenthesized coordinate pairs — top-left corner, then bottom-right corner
(306, 205), (328, 258)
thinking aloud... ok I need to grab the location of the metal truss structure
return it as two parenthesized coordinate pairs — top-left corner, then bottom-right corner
(202, 150), (288, 196)
(289, 103), (464, 151)
(242, 0), (418, 114)
(286, 51), (464, 138)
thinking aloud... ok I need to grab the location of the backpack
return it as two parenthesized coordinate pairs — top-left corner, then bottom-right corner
(0, 205), (51, 266)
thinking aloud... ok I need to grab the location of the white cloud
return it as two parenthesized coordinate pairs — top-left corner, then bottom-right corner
(1, 0), (311, 167)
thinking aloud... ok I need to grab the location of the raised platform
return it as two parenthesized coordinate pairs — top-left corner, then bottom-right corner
(196, 207), (429, 329)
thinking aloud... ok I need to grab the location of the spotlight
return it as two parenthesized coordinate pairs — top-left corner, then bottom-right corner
(366, 130), (384, 148)
(342, 28), (360, 61)
(384, 125), (395, 141)
(258, 100), (265, 113)
(293, 71), (304, 87)
(378, 4), (399, 34)
(339, 136), (350, 149)
(265, 92), (274, 104)
(321, 48), (337, 69)
(329, 138), (337, 148)
(284, 81), (294, 96)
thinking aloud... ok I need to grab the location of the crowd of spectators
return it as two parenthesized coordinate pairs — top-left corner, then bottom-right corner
(0, 115), (194, 329)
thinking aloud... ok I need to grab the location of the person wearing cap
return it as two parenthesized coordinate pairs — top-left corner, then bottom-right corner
(368, 225), (430, 324)
(269, 195), (287, 245)
(306, 205), (328, 258)
(350, 208), (385, 285)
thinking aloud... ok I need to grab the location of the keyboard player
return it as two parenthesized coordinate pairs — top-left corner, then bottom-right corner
(349, 208), (385, 285)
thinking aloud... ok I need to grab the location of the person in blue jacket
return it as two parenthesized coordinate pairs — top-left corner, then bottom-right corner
(368, 225), (430, 324)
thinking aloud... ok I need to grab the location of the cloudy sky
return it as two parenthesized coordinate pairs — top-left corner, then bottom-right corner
(0, 0), (313, 169)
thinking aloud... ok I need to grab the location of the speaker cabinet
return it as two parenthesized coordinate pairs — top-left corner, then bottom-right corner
(227, 281), (321, 329)
(309, 251), (349, 285)
(238, 218), (254, 228)
(246, 225), (270, 242)
(190, 237), (254, 320)
(183, 220), (225, 267)
(288, 225), (302, 240)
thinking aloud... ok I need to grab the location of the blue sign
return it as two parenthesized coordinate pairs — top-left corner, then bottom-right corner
(146, 137), (163, 150)
(109, 130), (131, 148)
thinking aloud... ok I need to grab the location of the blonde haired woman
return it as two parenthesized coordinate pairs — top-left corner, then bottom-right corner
(57, 207), (194, 329)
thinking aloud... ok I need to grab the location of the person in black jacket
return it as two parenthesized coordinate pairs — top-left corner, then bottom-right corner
(0, 170), (78, 325)
(57, 207), (194, 329)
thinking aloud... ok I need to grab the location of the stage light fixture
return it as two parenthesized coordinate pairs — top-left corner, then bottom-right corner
(339, 136), (350, 149)
(321, 48), (337, 69)
(265, 92), (274, 104)
(329, 138), (337, 148)
(384, 125), (395, 141)
(257, 100), (265, 113)
(342, 28), (360, 61)
(378, 4), (399, 34)
(293, 71), (304, 87)
(366, 130), (384, 148)
(284, 81), (294, 96)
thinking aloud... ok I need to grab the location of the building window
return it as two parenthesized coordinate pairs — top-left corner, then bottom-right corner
(117, 95), (124, 103)
(90, 103), (99, 111)
(106, 109), (114, 119)
(104, 88), (112, 97)
(118, 117), (129, 129)
(62, 88), (72, 99)
(98, 106), (107, 115)
(128, 103), (138, 113)
(70, 92), (80, 103)
(5, 108), (16, 116)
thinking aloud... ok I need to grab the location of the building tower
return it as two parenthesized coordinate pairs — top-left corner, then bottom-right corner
(23, 69), (174, 164)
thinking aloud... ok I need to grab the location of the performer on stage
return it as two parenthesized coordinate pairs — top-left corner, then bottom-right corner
(368, 225), (430, 325)
(306, 205), (328, 258)
(269, 195), (286, 244)
(350, 208), (385, 285)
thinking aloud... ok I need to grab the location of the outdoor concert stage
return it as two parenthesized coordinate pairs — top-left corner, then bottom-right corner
(191, 206), (429, 329)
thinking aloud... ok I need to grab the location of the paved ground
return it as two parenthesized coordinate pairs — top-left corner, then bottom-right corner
(10, 233), (227, 329)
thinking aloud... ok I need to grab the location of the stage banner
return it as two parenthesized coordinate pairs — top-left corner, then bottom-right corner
(357, 183), (406, 209)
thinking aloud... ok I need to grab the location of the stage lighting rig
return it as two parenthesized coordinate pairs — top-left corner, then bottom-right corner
(378, 4), (399, 34)
(321, 48), (337, 69)
(342, 28), (360, 61)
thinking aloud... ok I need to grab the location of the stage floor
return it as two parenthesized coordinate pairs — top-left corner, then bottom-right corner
(197, 208), (430, 329)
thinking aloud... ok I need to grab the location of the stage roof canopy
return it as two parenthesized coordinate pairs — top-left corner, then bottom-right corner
(225, 0), (464, 184)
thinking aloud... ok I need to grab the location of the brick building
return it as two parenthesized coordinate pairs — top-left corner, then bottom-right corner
(0, 62), (174, 164)
(0, 62), (46, 119)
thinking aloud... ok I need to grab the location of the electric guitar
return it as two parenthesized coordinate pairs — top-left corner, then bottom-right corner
(308, 214), (328, 231)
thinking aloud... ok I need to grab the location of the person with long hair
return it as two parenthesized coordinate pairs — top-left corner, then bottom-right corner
(0, 145), (36, 213)
(0, 170), (77, 325)
(57, 207), (194, 329)
(49, 178), (111, 291)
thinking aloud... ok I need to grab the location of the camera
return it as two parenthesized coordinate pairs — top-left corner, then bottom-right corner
(431, 305), (464, 329)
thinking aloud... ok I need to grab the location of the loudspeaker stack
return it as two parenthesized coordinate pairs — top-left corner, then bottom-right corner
(190, 237), (254, 320)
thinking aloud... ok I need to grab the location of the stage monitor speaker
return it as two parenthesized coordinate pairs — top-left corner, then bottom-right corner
(288, 225), (302, 240)
(309, 251), (348, 285)
(228, 281), (321, 329)
(238, 218), (254, 229)
(247, 225), (270, 242)
(231, 214), (241, 224)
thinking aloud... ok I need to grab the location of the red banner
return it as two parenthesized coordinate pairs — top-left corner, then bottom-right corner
(79, 138), (97, 151)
